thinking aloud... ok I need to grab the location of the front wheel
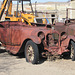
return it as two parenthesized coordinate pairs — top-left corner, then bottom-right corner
(25, 40), (39, 64)
(70, 41), (75, 61)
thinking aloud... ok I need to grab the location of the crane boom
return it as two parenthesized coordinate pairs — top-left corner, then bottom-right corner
(0, 0), (8, 20)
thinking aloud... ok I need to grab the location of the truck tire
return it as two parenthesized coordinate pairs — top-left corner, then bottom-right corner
(25, 40), (39, 64)
(70, 41), (75, 61)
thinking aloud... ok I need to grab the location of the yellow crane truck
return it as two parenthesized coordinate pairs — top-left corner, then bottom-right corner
(0, 0), (34, 25)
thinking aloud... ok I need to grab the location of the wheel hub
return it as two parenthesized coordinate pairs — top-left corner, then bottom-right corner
(27, 45), (34, 62)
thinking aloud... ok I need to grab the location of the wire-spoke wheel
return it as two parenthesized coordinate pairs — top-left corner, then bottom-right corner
(26, 45), (34, 62)
(25, 40), (39, 64)
(70, 41), (75, 61)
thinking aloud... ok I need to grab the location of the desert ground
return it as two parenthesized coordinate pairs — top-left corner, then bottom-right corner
(0, 48), (75, 75)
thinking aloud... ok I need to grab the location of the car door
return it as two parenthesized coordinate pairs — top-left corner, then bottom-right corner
(10, 26), (21, 46)
(0, 23), (11, 45)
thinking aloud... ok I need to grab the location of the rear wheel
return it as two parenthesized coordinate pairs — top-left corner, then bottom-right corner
(70, 41), (75, 61)
(25, 40), (39, 64)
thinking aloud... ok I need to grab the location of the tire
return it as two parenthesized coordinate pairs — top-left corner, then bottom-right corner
(70, 41), (75, 61)
(25, 40), (39, 64)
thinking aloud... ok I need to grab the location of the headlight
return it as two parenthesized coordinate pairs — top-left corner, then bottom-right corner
(38, 32), (45, 40)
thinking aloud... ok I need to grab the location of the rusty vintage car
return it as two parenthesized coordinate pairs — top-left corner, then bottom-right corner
(0, 20), (75, 64)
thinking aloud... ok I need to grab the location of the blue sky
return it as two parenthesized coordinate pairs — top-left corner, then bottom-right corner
(0, 0), (69, 3)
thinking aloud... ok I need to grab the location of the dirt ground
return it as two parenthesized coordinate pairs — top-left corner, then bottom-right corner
(0, 49), (75, 75)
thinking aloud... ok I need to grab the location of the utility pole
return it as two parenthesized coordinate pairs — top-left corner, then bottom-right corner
(55, 3), (58, 22)
(22, 0), (23, 12)
(35, 1), (37, 16)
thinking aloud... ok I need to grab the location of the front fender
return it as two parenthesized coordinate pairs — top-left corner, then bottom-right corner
(68, 35), (75, 42)
(29, 36), (41, 44)
(65, 35), (75, 47)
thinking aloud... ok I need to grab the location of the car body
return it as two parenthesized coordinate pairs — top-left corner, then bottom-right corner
(0, 20), (75, 64)
(0, 21), (51, 54)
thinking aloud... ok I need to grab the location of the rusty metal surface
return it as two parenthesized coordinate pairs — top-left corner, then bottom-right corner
(0, 20), (75, 57)
(0, 21), (51, 54)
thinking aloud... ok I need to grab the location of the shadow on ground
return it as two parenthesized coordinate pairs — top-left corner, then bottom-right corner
(38, 57), (47, 64)
(12, 52), (47, 64)
(62, 52), (71, 60)
(0, 49), (6, 53)
(16, 52), (25, 58)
